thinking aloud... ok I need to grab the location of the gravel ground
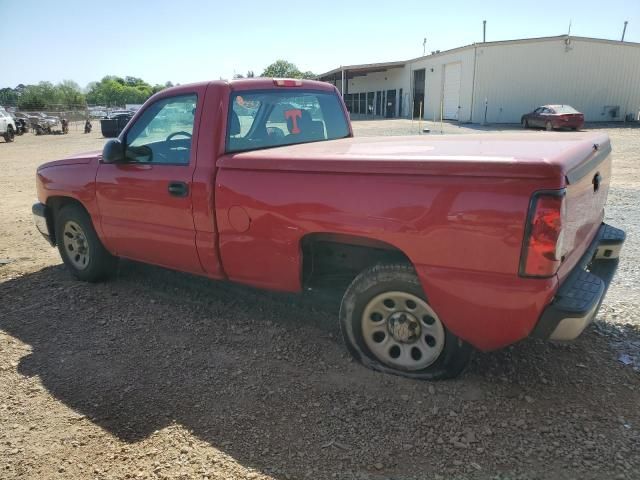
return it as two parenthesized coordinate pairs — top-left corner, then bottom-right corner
(0, 120), (639, 480)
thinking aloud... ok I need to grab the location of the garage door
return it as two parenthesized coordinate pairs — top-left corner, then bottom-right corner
(443, 62), (461, 120)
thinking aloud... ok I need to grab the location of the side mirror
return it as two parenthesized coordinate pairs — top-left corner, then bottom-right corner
(102, 138), (125, 163)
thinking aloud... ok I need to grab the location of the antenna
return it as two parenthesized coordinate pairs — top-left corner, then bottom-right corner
(567, 19), (572, 36)
(483, 20), (486, 42)
(423, 37), (427, 56)
(622, 21), (628, 42)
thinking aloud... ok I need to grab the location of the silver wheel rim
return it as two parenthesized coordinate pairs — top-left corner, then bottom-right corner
(63, 221), (90, 270)
(546, 122), (552, 131)
(361, 291), (445, 371)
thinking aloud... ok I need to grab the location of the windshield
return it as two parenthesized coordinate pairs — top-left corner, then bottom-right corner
(552, 105), (580, 114)
(226, 89), (350, 153)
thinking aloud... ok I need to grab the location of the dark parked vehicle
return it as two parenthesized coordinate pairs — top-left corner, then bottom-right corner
(12, 116), (28, 135)
(100, 111), (134, 138)
(31, 112), (60, 127)
(521, 105), (584, 131)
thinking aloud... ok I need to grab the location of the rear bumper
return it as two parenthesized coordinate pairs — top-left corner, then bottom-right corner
(32, 202), (54, 246)
(555, 120), (584, 129)
(531, 223), (625, 341)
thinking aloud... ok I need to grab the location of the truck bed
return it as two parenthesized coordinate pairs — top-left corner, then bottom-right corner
(219, 132), (610, 181)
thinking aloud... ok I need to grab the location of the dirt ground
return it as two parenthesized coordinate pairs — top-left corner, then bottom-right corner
(1, 120), (639, 480)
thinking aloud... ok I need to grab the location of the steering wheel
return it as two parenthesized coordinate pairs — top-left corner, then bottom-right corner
(166, 131), (192, 142)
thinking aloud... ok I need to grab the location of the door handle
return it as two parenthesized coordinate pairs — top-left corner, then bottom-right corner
(168, 181), (189, 197)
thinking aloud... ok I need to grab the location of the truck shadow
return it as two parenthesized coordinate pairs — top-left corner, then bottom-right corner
(1, 263), (639, 477)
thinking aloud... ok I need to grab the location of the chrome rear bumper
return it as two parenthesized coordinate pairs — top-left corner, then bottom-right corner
(532, 223), (625, 341)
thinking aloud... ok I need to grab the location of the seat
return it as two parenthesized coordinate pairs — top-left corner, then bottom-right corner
(230, 110), (241, 136)
(286, 110), (325, 141)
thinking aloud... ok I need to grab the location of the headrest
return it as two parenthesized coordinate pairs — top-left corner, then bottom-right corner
(286, 109), (313, 134)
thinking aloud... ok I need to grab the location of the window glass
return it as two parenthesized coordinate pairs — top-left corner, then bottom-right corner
(553, 105), (579, 114)
(227, 89), (349, 153)
(125, 94), (197, 165)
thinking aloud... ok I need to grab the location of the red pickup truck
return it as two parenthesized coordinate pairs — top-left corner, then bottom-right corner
(33, 78), (625, 379)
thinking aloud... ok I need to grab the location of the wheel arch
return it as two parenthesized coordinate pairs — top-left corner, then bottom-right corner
(300, 232), (414, 291)
(45, 196), (90, 245)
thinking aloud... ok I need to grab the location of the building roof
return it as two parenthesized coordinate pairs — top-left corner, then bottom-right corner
(318, 35), (640, 80)
(317, 61), (406, 81)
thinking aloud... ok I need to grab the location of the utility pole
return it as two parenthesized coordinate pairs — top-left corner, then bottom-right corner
(621, 21), (628, 41)
(423, 37), (427, 56)
(483, 20), (486, 42)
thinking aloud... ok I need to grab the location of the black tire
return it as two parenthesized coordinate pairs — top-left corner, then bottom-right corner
(545, 121), (553, 131)
(339, 263), (472, 380)
(522, 119), (529, 129)
(55, 203), (118, 282)
(4, 125), (15, 142)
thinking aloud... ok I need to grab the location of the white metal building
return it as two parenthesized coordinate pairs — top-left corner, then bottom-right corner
(318, 35), (640, 124)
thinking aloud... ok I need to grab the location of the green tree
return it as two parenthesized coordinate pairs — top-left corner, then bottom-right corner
(261, 60), (315, 79)
(0, 88), (19, 107)
(57, 80), (86, 108)
(86, 76), (161, 106)
(18, 82), (59, 110)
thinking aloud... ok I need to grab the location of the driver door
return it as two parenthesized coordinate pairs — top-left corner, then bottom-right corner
(95, 92), (204, 274)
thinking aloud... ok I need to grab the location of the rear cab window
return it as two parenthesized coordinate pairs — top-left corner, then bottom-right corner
(226, 89), (349, 153)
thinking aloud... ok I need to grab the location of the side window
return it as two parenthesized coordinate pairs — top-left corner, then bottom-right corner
(125, 94), (197, 165)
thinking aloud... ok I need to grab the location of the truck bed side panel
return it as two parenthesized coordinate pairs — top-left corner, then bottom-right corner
(215, 168), (561, 350)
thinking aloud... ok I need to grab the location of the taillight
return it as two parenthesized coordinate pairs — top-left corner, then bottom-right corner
(519, 190), (566, 277)
(273, 79), (302, 87)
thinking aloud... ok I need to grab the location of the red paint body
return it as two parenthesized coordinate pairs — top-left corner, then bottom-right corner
(36, 79), (611, 351)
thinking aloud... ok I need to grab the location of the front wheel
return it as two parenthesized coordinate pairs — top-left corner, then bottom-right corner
(3, 125), (15, 142)
(545, 121), (553, 131)
(521, 119), (529, 129)
(339, 264), (472, 380)
(55, 204), (118, 282)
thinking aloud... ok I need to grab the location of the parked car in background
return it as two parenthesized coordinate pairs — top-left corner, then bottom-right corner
(10, 114), (28, 135)
(0, 107), (17, 142)
(41, 112), (61, 127)
(522, 105), (584, 131)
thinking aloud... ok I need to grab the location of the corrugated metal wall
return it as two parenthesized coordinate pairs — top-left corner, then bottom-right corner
(409, 48), (475, 122)
(471, 38), (640, 123)
(334, 37), (640, 124)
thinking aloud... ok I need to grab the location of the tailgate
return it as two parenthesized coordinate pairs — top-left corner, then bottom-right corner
(557, 139), (611, 283)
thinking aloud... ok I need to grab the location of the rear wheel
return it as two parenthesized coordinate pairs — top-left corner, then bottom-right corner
(3, 125), (15, 142)
(545, 121), (553, 131)
(339, 263), (472, 380)
(55, 204), (118, 282)
(522, 119), (529, 129)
